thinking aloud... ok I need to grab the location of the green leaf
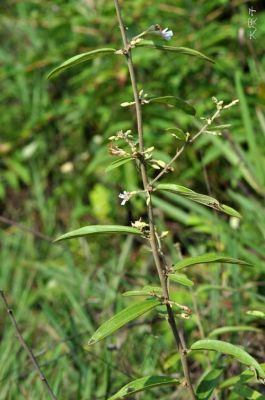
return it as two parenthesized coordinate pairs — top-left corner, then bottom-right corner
(173, 253), (250, 271)
(233, 383), (265, 399)
(88, 298), (161, 345)
(122, 286), (162, 297)
(196, 369), (223, 400)
(165, 127), (188, 141)
(247, 310), (265, 319)
(169, 273), (194, 287)
(47, 48), (116, 79)
(148, 96), (196, 116)
(156, 183), (241, 218)
(105, 157), (133, 172)
(136, 40), (214, 63)
(107, 375), (180, 400)
(54, 225), (141, 242)
(209, 326), (261, 338)
(191, 339), (265, 379)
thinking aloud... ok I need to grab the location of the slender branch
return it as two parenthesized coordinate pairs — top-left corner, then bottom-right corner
(0, 290), (57, 400)
(113, 1), (196, 398)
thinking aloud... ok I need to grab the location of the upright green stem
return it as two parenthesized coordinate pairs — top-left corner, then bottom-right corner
(113, 1), (196, 398)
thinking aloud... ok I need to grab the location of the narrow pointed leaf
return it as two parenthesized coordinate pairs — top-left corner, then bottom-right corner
(107, 375), (180, 400)
(54, 225), (141, 242)
(233, 384), (265, 399)
(136, 40), (214, 63)
(148, 96), (196, 116)
(196, 369), (223, 400)
(122, 286), (162, 297)
(191, 339), (265, 379)
(247, 310), (265, 319)
(165, 127), (188, 141)
(88, 298), (161, 345)
(174, 253), (250, 271)
(169, 273), (194, 287)
(106, 156), (133, 172)
(156, 183), (241, 218)
(209, 326), (261, 338)
(47, 48), (116, 79)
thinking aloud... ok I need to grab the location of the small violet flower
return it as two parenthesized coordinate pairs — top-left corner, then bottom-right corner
(161, 27), (173, 41)
(119, 191), (131, 206)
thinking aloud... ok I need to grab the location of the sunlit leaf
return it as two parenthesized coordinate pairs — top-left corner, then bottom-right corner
(156, 183), (241, 218)
(87, 298), (161, 345)
(169, 273), (194, 287)
(173, 253), (250, 271)
(209, 326), (261, 338)
(107, 375), (180, 400)
(135, 40), (214, 63)
(148, 96), (196, 116)
(54, 225), (141, 242)
(247, 310), (265, 319)
(47, 48), (116, 79)
(191, 340), (265, 379)
(196, 369), (223, 400)
(233, 383), (265, 399)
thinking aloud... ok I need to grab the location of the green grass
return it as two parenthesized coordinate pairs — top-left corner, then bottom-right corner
(0, 0), (265, 398)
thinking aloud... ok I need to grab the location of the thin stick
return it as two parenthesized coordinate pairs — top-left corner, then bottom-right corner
(113, 1), (196, 398)
(0, 290), (57, 400)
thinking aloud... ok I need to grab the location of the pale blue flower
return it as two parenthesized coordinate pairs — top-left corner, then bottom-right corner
(161, 28), (173, 41)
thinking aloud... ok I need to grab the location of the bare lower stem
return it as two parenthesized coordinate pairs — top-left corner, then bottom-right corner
(0, 290), (57, 400)
(113, 1), (196, 398)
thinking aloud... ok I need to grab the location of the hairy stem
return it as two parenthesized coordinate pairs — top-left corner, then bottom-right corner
(113, 1), (196, 398)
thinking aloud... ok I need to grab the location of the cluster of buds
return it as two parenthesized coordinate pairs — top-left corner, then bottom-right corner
(121, 89), (149, 107)
(198, 97), (239, 138)
(109, 130), (137, 154)
(131, 219), (150, 237)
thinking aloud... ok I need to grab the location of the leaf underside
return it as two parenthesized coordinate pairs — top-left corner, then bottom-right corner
(156, 183), (241, 218)
(191, 339), (265, 379)
(54, 225), (141, 242)
(135, 40), (214, 64)
(107, 375), (180, 400)
(47, 48), (116, 79)
(87, 298), (161, 345)
(173, 253), (250, 271)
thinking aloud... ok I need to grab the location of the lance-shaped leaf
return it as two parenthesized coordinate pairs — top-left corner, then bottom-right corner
(148, 96), (196, 116)
(156, 183), (241, 218)
(88, 298), (161, 345)
(165, 127), (189, 141)
(54, 225), (141, 242)
(209, 326), (261, 338)
(173, 253), (250, 271)
(169, 273), (194, 287)
(47, 48), (116, 79)
(233, 384), (265, 399)
(196, 369), (223, 400)
(107, 376), (180, 400)
(247, 310), (265, 319)
(122, 286), (162, 297)
(191, 339), (265, 380)
(135, 40), (214, 63)
(106, 156), (133, 172)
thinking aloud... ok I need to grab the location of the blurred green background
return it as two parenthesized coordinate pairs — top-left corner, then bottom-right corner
(0, 0), (264, 398)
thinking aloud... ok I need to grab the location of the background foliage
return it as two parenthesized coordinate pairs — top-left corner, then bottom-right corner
(0, 0), (264, 398)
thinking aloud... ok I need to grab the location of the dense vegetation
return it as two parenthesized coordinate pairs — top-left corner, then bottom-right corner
(0, 0), (264, 399)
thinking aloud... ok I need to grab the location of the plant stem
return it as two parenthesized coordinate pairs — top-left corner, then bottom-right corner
(113, 1), (196, 398)
(0, 290), (57, 400)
